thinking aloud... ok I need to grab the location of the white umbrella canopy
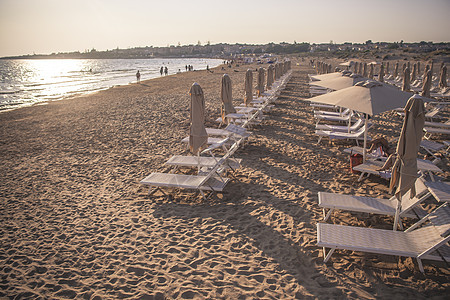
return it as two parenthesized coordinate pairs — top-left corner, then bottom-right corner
(309, 72), (343, 81)
(310, 73), (367, 91)
(310, 80), (414, 115)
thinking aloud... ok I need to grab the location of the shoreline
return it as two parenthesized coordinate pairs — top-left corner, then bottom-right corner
(1, 59), (449, 299)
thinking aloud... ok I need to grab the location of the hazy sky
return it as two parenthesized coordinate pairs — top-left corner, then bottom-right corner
(1, 0), (449, 57)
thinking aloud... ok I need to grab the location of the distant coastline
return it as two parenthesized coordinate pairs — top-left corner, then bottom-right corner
(1, 41), (448, 61)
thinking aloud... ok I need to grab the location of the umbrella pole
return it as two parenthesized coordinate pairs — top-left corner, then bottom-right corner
(393, 194), (401, 231)
(363, 114), (369, 162)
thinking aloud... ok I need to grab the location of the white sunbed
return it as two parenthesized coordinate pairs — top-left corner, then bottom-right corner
(314, 108), (351, 117)
(140, 143), (239, 199)
(317, 203), (450, 272)
(424, 120), (450, 129)
(318, 177), (431, 224)
(315, 111), (354, 124)
(316, 118), (365, 132)
(315, 125), (369, 145)
(423, 127), (450, 139)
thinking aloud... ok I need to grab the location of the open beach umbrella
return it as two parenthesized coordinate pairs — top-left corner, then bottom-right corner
(257, 67), (265, 97)
(402, 67), (411, 92)
(310, 73), (366, 91)
(309, 72), (344, 81)
(189, 83), (208, 154)
(421, 70), (432, 98)
(378, 64), (385, 82)
(390, 95), (425, 230)
(221, 74), (236, 124)
(439, 65), (447, 89)
(267, 65), (274, 89)
(310, 80), (414, 161)
(244, 69), (253, 106)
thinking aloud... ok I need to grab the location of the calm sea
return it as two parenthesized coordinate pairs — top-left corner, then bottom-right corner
(0, 58), (223, 111)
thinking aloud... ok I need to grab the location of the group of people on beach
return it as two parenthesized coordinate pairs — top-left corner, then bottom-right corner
(185, 65), (194, 72)
(160, 66), (168, 76)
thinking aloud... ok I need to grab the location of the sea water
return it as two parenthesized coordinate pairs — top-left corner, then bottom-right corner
(0, 58), (223, 111)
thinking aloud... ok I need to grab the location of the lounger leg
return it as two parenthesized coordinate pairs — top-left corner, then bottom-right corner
(323, 208), (333, 221)
(417, 258), (424, 273)
(323, 247), (336, 263)
(357, 172), (365, 182)
(317, 136), (323, 144)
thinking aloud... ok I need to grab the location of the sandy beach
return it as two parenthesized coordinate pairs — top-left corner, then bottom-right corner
(1, 60), (449, 299)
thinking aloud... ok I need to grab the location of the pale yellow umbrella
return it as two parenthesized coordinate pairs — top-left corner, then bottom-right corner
(267, 64), (274, 90)
(244, 69), (253, 106)
(257, 67), (265, 97)
(379, 64), (385, 82)
(368, 63), (374, 79)
(402, 67), (410, 92)
(439, 65), (447, 89)
(421, 70), (432, 98)
(393, 62), (399, 78)
(221, 74), (236, 124)
(390, 95), (425, 230)
(411, 63), (417, 82)
(189, 83), (208, 154)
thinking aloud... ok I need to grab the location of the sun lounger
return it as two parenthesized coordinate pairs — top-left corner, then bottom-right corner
(140, 143), (239, 199)
(424, 120), (450, 129)
(316, 118), (365, 132)
(315, 110), (354, 124)
(314, 108), (351, 117)
(165, 155), (242, 171)
(353, 158), (443, 182)
(420, 139), (446, 162)
(423, 181), (450, 203)
(315, 125), (369, 145)
(423, 127), (450, 139)
(319, 177), (430, 223)
(317, 203), (450, 272)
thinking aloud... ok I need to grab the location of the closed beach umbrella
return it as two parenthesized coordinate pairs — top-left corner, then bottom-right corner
(390, 95), (425, 230)
(221, 74), (236, 123)
(386, 62), (390, 75)
(421, 70), (432, 98)
(362, 63), (368, 77)
(393, 62), (399, 78)
(439, 65), (447, 89)
(411, 63), (417, 82)
(368, 64), (374, 79)
(417, 61), (421, 74)
(189, 83), (208, 154)
(358, 62), (363, 76)
(379, 64), (385, 82)
(244, 69), (253, 106)
(354, 62), (359, 74)
(267, 64), (274, 89)
(257, 67), (265, 97)
(402, 67), (410, 92)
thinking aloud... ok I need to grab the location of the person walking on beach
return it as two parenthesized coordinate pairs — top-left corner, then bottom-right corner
(164, 66), (168, 76)
(136, 70), (141, 83)
(160, 67), (164, 76)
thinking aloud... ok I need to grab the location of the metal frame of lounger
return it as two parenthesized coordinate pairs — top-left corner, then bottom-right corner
(314, 108), (351, 117)
(318, 178), (431, 226)
(423, 127), (450, 140)
(317, 203), (450, 273)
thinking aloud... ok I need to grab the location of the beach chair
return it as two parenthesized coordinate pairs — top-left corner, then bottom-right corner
(397, 106), (443, 121)
(317, 203), (450, 272)
(140, 143), (239, 200)
(423, 127), (450, 140)
(424, 119), (450, 129)
(420, 139), (446, 163)
(315, 110), (354, 125)
(318, 177), (431, 224)
(315, 125), (369, 145)
(314, 108), (351, 117)
(316, 118), (365, 132)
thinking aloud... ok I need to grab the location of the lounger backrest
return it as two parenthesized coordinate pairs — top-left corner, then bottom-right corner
(427, 203), (450, 238)
(350, 118), (363, 130)
(400, 178), (430, 213)
(198, 143), (238, 187)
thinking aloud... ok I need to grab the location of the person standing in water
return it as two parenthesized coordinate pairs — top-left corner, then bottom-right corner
(160, 67), (164, 76)
(164, 66), (168, 76)
(136, 70), (141, 83)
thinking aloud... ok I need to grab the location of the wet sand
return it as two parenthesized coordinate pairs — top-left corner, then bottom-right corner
(1, 60), (449, 299)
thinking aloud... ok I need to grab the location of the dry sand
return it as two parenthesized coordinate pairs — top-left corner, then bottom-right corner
(1, 60), (449, 299)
